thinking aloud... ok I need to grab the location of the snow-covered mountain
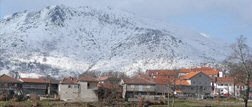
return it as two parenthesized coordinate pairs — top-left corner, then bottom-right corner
(0, 5), (228, 77)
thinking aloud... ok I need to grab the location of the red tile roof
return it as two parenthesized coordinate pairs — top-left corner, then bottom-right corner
(20, 78), (47, 84)
(123, 76), (155, 85)
(216, 77), (234, 83)
(146, 70), (178, 77)
(154, 77), (175, 85)
(191, 67), (219, 76)
(0, 74), (21, 83)
(97, 76), (109, 81)
(79, 76), (98, 82)
(180, 72), (200, 79)
(60, 77), (78, 84)
(175, 79), (190, 86)
(179, 68), (192, 73)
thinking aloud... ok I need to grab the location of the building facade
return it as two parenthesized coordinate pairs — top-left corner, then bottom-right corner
(121, 76), (160, 101)
(58, 76), (98, 102)
(175, 72), (212, 98)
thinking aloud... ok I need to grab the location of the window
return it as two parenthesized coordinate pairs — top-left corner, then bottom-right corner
(139, 85), (143, 91)
(87, 83), (90, 89)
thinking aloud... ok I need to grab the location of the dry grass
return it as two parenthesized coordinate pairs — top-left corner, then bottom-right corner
(0, 99), (252, 107)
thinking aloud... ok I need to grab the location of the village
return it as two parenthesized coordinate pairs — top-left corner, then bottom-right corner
(0, 67), (250, 106)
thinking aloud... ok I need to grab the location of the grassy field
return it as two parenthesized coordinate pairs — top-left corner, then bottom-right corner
(152, 99), (252, 107)
(0, 100), (92, 107)
(0, 99), (252, 107)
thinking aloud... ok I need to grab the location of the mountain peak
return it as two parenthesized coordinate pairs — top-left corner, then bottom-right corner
(46, 5), (69, 26)
(0, 5), (228, 77)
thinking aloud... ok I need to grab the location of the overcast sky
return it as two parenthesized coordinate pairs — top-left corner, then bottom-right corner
(0, 0), (252, 46)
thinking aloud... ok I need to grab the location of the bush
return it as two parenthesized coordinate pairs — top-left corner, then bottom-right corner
(2, 101), (14, 107)
(30, 94), (40, 101)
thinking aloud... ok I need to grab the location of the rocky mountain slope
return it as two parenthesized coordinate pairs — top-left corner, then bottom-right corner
(0, 5), (228, 77)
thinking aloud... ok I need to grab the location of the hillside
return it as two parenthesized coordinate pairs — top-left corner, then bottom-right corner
(0, 5), (228, 77)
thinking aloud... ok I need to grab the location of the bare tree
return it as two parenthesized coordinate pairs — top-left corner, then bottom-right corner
(226, 35), (252, 107)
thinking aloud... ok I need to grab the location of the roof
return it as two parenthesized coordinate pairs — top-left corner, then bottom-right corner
(79, 76), (98, 82)
(97, 76), (109, 81)
(154, 76), (176, 85)
(146, 70), (178, 77)
(123, 76), (155, 85)
(20, 78), (47, 84)
(0, 74), (21, 83)
(191, 67), (219, 76)
(216, 77), (234, 83)
(180, 72), (201, 79)
(60, 77), (78, 84)
(44, 77), (59, 84)
(175, 79), (190, 86)
(179, 68), (192, 73)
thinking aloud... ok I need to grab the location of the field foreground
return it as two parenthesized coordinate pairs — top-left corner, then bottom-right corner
(0, 99), (252, 107)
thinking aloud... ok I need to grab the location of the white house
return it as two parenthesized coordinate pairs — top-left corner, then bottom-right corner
(214, 77), (242, 97)
(58, 76), (98, 102)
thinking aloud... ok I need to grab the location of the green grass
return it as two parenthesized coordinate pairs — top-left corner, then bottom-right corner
(152, 99), (252, 107)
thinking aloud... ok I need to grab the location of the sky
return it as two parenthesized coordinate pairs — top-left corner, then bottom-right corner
(0, 0), (252, 46)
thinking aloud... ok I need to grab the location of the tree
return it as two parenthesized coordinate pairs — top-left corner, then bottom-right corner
(226, 35), (252, 107)
(96, 71), (126, 106)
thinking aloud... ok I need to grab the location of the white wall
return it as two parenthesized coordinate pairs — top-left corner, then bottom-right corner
(79, 81), (98, 102)
(59, 82), (98, 102)
(58, 84), (79, 102)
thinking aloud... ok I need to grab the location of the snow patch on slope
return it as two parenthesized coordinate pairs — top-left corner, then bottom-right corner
(0, 5), (229, 77)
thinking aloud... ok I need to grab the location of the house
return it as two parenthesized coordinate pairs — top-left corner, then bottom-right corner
(214, 77), (242, 97)
(190, 67), (222, 78)
(97, 76), (122, 100)
(58, 76), (98, 102)
(175, 72), (212, 98)
(78, 76), (98, 102)
(0, 74), (22, 95)
(120, 76), (158, 101)
(146, 70), (177, 95)
(44, 76), (59, 96)
(58, 77), (79, 102)
(20, 78), (49, 96)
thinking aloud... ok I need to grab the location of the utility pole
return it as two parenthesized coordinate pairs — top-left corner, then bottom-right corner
(171, 78), (175, 107)
(168, 83), (170, 107)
